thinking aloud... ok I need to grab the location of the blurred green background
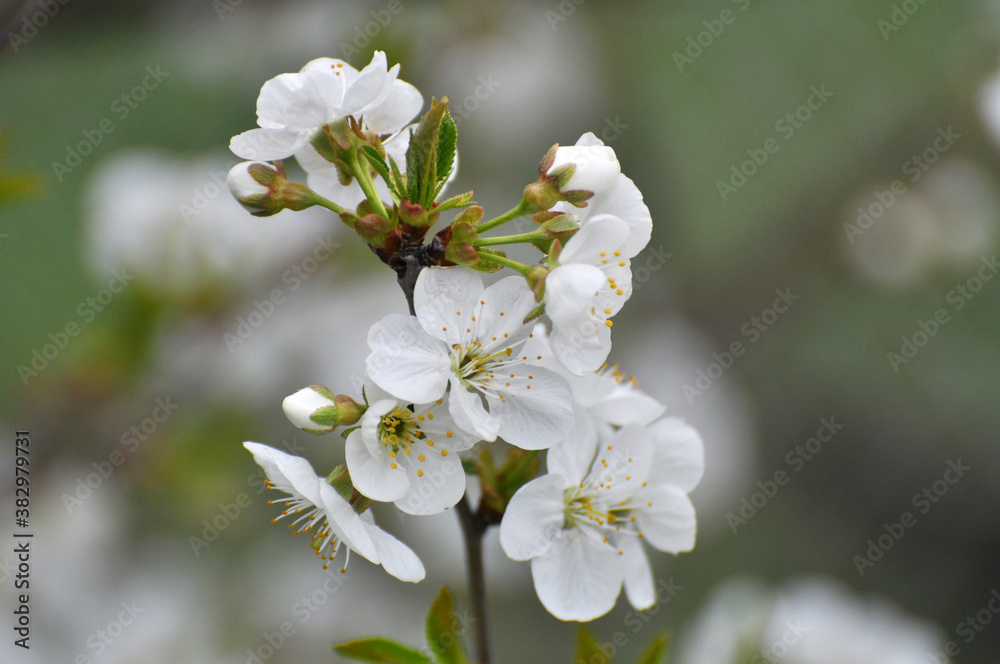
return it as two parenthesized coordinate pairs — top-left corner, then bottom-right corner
(2, 0), (999, 662)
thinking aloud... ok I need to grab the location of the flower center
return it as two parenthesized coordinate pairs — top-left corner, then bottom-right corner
(379, 408), (424, 452)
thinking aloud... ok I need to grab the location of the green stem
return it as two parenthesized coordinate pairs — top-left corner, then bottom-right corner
(456, 496), (491, 664)
(312, 194), (347, 215)
(475, 252), (535, 277)
(476, 200), (530, 233)
(473, 231), (544, 248)
(348, 149), (390, 219)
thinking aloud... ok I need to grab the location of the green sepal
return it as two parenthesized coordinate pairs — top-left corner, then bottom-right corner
(634, 634), (670, 664)
(468, 248), (507, 274)
(341, 424), (361, 439)
(576, 627), (605, 664)
(434, 190), (475, 214)
(362, 145), (402, 201)
(522, 302), (545, 324)
(425, 587), (469, 664)
(310, 405), (342, 427)
(434, 111), (458, 197)
(334, 637), (432, 664)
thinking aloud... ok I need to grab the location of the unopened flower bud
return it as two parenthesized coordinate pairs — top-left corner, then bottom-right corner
(227, 161), (320, 217)
(282, 385), (365, 433)
(547, 143), (620, 200)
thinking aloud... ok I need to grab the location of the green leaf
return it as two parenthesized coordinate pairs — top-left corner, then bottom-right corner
(425, 587), (469, 664)
(388, 154), (406, 195)
(406, 98), (449, 207)
(576, 627), (607, 664)
(361, 145), (400, 199)
(634, 634), (670, 664)
(334, 637), (432, 664)
(435, 111), (457, 192)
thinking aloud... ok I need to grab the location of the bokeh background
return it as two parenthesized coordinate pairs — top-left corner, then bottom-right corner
(1, 0), (999, 662)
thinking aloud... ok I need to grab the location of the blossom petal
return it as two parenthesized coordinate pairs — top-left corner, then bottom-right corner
(546, 405), (598, 486)
(414, 267), (483, 346)
(489, 366), (573, 449)
(345, 429), (410, 503)
(361, 520), (426, 582)
(649, 417), (705, 493)
(367, 313), (450, 403)
(558, 214), (630, 266)
(618, 535), (655, 611)
(417, 398), (479, 452)
(447, 376), (500, 442)
(243, 441), (323, 505)
(635, 485), (697, 554)
(256, 70), (342, 129)
(230, 127), (306, 161)
(499, 473), (568, 561)
(318, 481), (379, 563)
(549, 324), (612, 377)
(530, 530), (624, 621)
(587, 384), (665, 428)
(590, 174), (651, 258)
(365, 80), (423, 135)
(395, 446), (466, 515)
(477, 275), (537, 353)
(586, 423), (653, 504)
(341, 52), (395, 116)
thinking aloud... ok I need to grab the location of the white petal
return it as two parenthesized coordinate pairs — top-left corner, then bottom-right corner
(649, 417), (705, 493)
(530, 531), (623, 621)
(413, 267), (483, 346)
(545, 263), (606, 330)
(589, 174), (651, 258)
(395, 448), (466, 515)
(256, 71), (341, 129)
(574, 132), (604, 148)
(341, 51), (394, 116)
(549, 324), (612, 377)
(243, 442), (323, 505)
(367, 313), (451, 403)
(345, 429), (410, 503)
(415, 398), (479, 452)
(360, 398), (399, 457)
(585, 423), (653, 505)
(635, 486), (697, 554)
(365, 80), (423, 135)
(558, 214), (630, 266)
(499, 473), (568, 561)
(363, 521), (425, 582)
(546, 405), (598, 486)
(477, 275), (538, 353)
(588, 383), (666, 428)
(229, 127), (306, 161)
(618, 535), (655, 611)
(447, 376), (500, 442)
(489, 366), (573, 450)
(318, 481), (379, 563)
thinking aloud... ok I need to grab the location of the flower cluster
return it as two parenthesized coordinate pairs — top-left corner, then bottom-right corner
(231, 52), (703, 622)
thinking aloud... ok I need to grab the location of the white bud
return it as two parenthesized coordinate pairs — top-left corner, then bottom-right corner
(548, 143), (620, 199)
(282, 386), (336, 433)
(227, 161), (271, 201)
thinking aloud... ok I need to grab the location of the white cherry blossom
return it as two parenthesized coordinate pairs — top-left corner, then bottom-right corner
(499, 417), (703, 621)
(556, 132), (652, 259)
(548, 141), (621, 199)
(345, 383), (478, 515)
(244, 442), (424, 582)
(229, 51), (422, 162)
(366, 267), (573, 450)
